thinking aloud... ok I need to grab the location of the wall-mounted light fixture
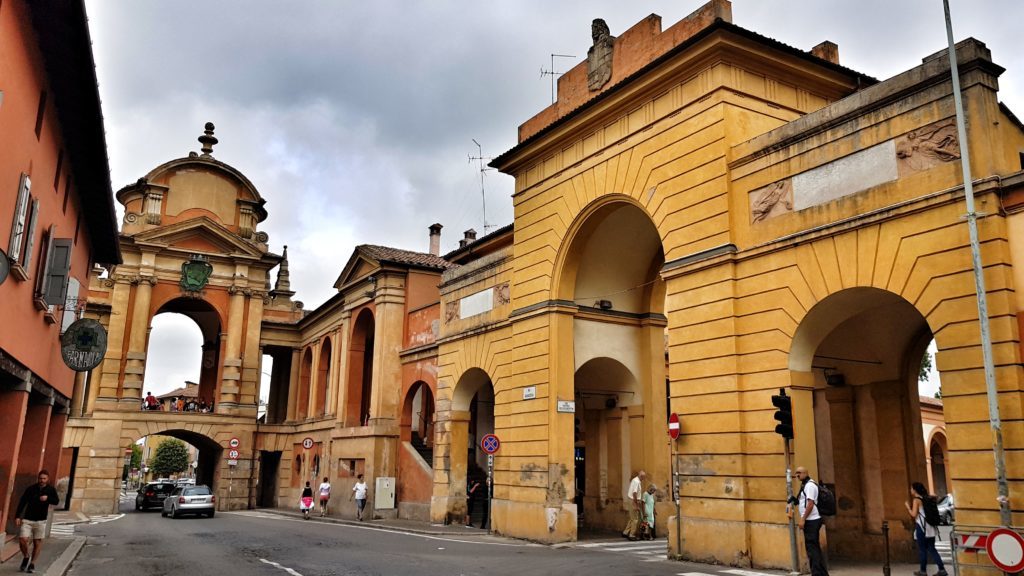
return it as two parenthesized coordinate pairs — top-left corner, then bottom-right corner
(597, 299), (613, 310)
(824, 368), (846, 387)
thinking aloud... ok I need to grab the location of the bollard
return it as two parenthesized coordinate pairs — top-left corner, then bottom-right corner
(882, 520), (891, 576)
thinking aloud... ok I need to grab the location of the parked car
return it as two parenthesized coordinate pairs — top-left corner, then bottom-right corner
(162, 484), (215, 518)
(135, 482), (176, 511)
(937, 493), (955, 525)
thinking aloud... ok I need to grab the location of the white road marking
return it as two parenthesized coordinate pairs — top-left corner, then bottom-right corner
(677, 573), (716, 576)
(223, 511), (537, 547)
(89, 513), (125, 524)
(259, 558), (304, 576)
(721, 569), (777, 576)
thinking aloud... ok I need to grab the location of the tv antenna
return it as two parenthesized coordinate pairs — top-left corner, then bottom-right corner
(468, 139), (496, 232)
(540, 53), (575, 104)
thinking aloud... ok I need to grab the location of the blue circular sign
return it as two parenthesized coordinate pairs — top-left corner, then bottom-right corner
(480, 434), (500, 454)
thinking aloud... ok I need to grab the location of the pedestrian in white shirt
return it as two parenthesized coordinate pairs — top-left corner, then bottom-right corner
(350, 474), (368, 521)
(318, 477), (331, 517)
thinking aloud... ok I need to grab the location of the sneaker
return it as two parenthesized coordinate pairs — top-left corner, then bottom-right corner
(20, 557), (29, 572)
(26, 564), (35, 574)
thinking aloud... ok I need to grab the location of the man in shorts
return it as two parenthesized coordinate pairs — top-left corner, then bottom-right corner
(15, 470), (60, 573)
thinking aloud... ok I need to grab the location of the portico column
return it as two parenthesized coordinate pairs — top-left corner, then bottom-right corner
(219, 285), (247, 413)
(286, 348), (300, 421)
(0, 379), (30, 542)
(369, 277), (404, 426)
(122, 276), (156, 407)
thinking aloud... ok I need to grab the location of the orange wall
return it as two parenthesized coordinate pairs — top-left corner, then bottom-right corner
(0, 0), (97, 396)
(404, 271), (440, 349)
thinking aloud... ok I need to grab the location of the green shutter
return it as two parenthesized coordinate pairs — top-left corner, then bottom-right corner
(44, 238), (72, 306)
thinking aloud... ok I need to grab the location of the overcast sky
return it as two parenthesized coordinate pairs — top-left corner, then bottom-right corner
(86, 1), (1020, 398)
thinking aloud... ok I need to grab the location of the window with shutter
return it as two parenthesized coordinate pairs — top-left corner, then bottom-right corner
(61, 277), (81, 333)
(34, 226), (54, 311)
(21, 197), (39, 273)
(44, 238), (73, 306)
(8, 174), (30, 262)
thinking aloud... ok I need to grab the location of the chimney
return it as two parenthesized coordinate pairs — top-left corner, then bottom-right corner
(428, 223), (443, 256)
(458, 228), (478, 249)
(810, 41), (840, 65)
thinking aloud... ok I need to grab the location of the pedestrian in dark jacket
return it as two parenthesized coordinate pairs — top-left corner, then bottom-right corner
(15, 470), (60, 573)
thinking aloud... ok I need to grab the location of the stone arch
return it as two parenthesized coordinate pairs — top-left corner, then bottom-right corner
(346, 308), (375, 426)
(297, 347), (313, 420)
(928, 429), (949, 497)
(145, 297), (225, 407)
(551, 195), (669, 536)
(787, 286), (936, 562)
(315, 337), (332, 418)
(551, 194), (666, 314)
(126, 426), (223, 492)
(402, 380), (435, 445)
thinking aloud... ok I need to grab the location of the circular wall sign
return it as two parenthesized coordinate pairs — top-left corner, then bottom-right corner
(986, 528), (1024, 573)
(229, 438), (240, 449)
(0, 248), (9, 286)
(668, 412), (681, 440)
(302, 437), (314, 449)
(61, 318), (108, 372)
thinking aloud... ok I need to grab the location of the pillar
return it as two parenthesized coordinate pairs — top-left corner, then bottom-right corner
(0, 380), (30, 539)
(7, 397), (52, 536)
(369, 279), (404, 426)
(43, 406), (69, 503)
(219, 285), (247, 412)
(121, 277), (155, 407)
(286, 348), (300, 421)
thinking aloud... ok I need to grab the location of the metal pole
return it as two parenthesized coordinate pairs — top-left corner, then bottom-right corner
(487, 453), (494, 535)
(942, 0), (1012, 527)
(673, 440), (682, 559)
(784, 437), (799, 573)
(882, 520), (891, 576)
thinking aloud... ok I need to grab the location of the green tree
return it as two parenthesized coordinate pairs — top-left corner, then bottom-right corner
(130, 444), (143, 471)
(150, 438), (190, 478)
(919, 352), (933, 382)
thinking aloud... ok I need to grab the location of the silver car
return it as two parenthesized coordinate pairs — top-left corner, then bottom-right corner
(937, 493), (955, 525)
(162, 484), (215, 518)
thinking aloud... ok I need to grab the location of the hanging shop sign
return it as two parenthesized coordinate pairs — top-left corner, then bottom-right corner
(61, 318), (108, 372)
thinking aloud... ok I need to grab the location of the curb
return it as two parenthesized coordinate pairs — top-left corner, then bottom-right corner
(43, 536), (85, 576)
(271, 509), (471, 536)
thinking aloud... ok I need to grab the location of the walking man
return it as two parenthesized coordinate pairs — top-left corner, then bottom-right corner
(621, 469), (646, 540)
(792, 466), (829, 576)
(15, 470), (60, 573)
(350, 474), (368, 521)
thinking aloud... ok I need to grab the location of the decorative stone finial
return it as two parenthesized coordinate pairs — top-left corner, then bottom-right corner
(198, 122), (218, 157)
(272, 245), (293, 295)
(587, 19), (614, 91)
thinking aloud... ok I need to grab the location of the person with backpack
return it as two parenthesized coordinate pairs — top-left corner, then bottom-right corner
(906, 482), (948, 576)
(792, 466), (830, 576)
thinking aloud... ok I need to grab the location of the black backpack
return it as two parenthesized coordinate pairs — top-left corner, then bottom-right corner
(804, 480), (836, 516)
(921, 496), (941, 527)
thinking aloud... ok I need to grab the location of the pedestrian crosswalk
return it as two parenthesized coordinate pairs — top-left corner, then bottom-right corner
(576, 539), (669, 562)
(50, 523), (76, 539)
(936, 539), (953, 565)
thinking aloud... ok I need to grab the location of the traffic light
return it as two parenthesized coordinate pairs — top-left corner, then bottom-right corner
(772, 388), (794, 440)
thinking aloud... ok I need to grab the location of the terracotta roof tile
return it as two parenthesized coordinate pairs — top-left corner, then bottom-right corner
(358, 244), (455, 271)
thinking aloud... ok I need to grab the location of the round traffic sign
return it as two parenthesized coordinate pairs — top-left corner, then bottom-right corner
(302, 437), (314, 450)
(668, 412), (681, 440)
(987, 528), (1024, 572)
(228, 449), (239, 459)
(229, 438), (240, 449)
(480, 434), (500, 455)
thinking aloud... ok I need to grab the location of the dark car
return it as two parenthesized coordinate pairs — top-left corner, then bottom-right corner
(162, 484), (215, 518)
(135, 482), (176, 510)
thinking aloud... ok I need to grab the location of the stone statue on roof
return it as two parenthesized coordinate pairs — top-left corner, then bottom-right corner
(587, 18), (614, 91)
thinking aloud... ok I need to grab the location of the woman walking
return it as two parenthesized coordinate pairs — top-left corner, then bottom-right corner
(300, 481), (314, 520)
(905, 482), (947, 576)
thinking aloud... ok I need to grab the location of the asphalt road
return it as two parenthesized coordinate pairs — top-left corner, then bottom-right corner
(63, 501), (791, 576)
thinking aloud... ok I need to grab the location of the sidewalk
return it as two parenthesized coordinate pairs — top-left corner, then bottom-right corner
(1, 536), (84, 576)
(268, 507), (483, 536)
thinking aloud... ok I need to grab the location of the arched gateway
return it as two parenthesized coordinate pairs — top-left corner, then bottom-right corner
(64, 126), (295, 514)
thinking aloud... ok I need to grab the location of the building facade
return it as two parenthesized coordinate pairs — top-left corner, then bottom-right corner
(0, 0), (120, 557)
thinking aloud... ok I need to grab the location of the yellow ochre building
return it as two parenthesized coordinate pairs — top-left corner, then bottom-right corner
(64, 1), (1024, 572)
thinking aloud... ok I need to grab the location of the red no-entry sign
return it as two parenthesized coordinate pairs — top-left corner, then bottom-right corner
(668, 412), (680, 440)
(987, 528), (1024, 573)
